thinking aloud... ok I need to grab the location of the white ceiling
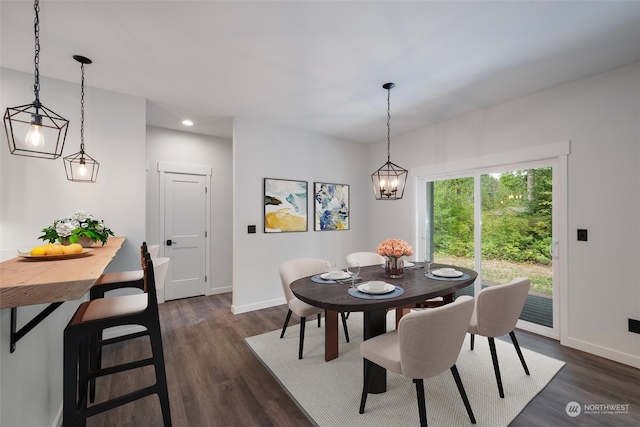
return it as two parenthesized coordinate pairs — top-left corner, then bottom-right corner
(1, 1), (639, 143)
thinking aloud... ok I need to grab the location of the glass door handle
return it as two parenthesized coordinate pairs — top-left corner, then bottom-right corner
(549, 241), (559, 259)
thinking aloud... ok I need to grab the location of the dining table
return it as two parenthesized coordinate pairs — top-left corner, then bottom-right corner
(290, 262), (477, 393)
(0, 237), (125, 352)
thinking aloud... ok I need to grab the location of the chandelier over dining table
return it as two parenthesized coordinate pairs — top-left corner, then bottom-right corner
(371, 82), (408, 200)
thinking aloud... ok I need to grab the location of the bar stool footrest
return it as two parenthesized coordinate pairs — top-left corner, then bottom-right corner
(80, 385), (158, 420)
(90, 357), (154, 380)
(98, 329), (149, 348)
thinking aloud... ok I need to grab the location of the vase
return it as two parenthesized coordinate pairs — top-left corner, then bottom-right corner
(385, 257), (404, 278)
(60, 236), (95, 248)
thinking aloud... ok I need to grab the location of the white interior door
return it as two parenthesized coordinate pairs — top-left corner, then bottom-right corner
(163, 172), (207, 301)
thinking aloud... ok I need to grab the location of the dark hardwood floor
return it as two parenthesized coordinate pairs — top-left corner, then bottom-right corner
(88, 293), (640, 426)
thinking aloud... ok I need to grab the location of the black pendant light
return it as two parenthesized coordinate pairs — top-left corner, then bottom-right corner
(3, 0), (69, 159)
(64, 55), (99, 183)
(371, 83), (408, 200)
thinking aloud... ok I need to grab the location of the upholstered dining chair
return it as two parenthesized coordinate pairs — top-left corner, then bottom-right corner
(345, 251), (385, 267)
(359, 296), (477, 427)
(279, 258), (350, 359)
(468, 277), (531, 398)
(64, 256), (172, 426)
(344, 252), (385, 320)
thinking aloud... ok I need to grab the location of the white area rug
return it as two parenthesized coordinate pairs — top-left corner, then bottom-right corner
(245, 312), (565, 427)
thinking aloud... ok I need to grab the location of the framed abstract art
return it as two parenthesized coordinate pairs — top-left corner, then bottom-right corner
(314, 182), (349, 231)
(264, 178), (308, 233)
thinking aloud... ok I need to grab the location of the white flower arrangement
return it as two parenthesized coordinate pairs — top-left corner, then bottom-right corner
(40, 210), (114, 245)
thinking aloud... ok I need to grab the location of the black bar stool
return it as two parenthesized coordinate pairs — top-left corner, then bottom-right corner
(89, 242), (151, 300)
(88, 242), (152, 401)
(63, 256), (172, 426)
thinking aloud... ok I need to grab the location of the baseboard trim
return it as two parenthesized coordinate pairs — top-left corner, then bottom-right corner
(232, 297), (286, 314)
(565, 336), (640, 368)
(53, 402), (62, 427)
(207, 286), (232, 296)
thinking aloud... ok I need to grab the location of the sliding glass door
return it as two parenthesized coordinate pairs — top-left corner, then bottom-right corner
(420, 160), (559, 338)
(479, 166), (555, 330)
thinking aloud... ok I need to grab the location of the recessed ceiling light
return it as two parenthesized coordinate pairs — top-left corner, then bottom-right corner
(182, 119), (194, 126)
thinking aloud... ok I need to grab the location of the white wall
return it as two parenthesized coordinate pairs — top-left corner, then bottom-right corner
(367, 63), (640, 367)
(0, 68), (147, 426)
(145, 126), (233, 295)
(232, 118), (370, 313)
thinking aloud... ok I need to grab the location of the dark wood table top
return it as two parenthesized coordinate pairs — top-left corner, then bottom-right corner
(291, 263), (477, 313)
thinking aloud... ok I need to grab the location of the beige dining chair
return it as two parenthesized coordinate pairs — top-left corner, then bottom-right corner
(64, 256), (172, 426)
(468, 277), (531, 398)
(344, 252), (385, 319)
(345, 252), (385, 267)
(279, 258), (350, 359)
(359, 296), (477, 427)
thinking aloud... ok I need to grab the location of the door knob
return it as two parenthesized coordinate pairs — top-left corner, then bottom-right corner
(166, 239), (176, 246)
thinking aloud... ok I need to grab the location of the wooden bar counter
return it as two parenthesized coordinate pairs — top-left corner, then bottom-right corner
(0, 237), (125, 309)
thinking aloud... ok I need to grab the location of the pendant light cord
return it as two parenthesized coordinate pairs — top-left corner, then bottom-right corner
(387, 86), (391, 163)
(33, 0), (40, 106)
(80, 62), (85, 153)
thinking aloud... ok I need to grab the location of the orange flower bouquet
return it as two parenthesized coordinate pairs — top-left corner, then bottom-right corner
(376, 238), (413, 277)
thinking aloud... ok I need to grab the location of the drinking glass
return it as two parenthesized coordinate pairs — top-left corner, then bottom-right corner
(325, 258), (338, 280)
(425, 259), (433, 275)
(347, 261), (360, 289)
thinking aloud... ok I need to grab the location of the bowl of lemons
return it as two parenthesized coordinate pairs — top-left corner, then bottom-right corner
(20, 243), (91, 261)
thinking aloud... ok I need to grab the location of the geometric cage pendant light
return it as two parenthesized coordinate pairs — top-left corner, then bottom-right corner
(371, 82), (408, 200)
(64, 55), (99, 183)
(3, 0), (69, 159)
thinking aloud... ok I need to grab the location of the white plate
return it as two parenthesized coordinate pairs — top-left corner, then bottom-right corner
(380, 261), (414, 268)
(320, 271), (350, 280)
(357, 282), (396, 294)
(431, 269), (464, 278)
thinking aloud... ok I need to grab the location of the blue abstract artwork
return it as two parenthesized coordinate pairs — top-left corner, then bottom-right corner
(314, 182), (349, 231)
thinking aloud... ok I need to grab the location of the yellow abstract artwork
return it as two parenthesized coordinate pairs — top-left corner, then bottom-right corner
(264, 178), (308, 232)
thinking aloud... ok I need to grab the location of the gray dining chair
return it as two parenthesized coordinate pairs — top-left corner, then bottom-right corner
(359, 295), (477, 427)
(468, 277), (531, 398)
(279, 258), (350, 359)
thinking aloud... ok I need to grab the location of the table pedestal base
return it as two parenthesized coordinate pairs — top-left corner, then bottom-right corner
(324, 310), (339, 362)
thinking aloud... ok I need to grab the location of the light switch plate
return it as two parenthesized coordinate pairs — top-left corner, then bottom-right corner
(577, 229), (588, 241)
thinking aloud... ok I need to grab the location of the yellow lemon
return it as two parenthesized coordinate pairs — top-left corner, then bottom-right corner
(67, 243), (83, 254)
(30, 246), (46, 256)
(45, 244), (64, 256)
